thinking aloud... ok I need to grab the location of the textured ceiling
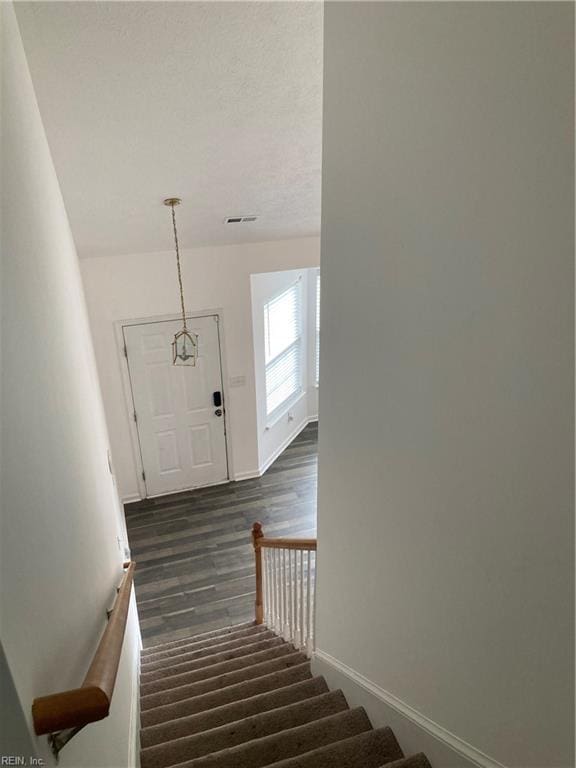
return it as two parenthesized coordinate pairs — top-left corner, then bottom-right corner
(16, 2), (323, 257)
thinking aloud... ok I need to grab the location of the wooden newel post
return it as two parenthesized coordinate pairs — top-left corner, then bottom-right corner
(252, 521), (264, 625)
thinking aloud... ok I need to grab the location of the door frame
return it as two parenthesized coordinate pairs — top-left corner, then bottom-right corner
(115, 308), (233, 500)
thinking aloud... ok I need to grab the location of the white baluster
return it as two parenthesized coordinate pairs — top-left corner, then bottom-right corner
(288, 549), (294, 643)
(279, 549), (284, 637)
(294, 549), (299, 649)
(276, 549), (281, 633)
(269, 548), (275, 631)
(261, 549), (268, 624)
(269, 549), (274, 628)
(286, 549), (290, 644)
(310, 550), (316, 652)
(265, 548), (271, 626)
(276, 548), (281, 634)
(274, 548), (280, 633)
(282, 549), (289, 639)
(293, 549), (299, 648)
(269, 549), (274, 627)
(278, 549), (286, 635)
(306, 549), (312, 655)
(298, 549), (304, 648)
(295, 550), (300, 648)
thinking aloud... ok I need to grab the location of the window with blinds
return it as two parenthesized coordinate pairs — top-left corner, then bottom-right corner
(315, 271), (320, 385)
(264, 282), (303, 417)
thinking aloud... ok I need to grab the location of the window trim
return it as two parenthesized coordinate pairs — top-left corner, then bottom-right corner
(315, 269), (320, 387)
(264, 280), (304, 424)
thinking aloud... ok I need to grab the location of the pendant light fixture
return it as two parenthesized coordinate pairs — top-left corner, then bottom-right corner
(164, 197), (198, 366)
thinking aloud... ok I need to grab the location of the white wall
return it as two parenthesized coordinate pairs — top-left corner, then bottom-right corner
(81, 238), (320, 501)
(317, 4), (573, 768)
(0, 5), (140, 766)
(0, 642), (35, 757)
(250, 268), (319, 473)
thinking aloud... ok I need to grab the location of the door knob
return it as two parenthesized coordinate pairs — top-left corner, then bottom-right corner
(215, 408), (223, 417)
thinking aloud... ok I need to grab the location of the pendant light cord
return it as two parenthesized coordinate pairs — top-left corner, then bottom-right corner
(170, 203), (187, 331)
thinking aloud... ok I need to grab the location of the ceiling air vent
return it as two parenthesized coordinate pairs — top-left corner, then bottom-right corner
(225, 216), (258, 224)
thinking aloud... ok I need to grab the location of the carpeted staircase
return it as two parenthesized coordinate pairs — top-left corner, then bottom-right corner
(139, 622), (432, 768)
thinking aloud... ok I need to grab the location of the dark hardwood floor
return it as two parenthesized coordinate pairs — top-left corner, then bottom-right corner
(125, 422), (317, 648)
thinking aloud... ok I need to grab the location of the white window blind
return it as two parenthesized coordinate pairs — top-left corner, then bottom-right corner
(264, 282), (302, 417)
(315, 272), (321, 385)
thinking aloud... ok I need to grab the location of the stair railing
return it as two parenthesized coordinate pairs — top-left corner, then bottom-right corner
(31, 561), (136, 760)
(251, 522), (316, 655)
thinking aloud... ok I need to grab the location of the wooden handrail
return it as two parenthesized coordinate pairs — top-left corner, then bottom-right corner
(32, 562), (135, 736)
(251, 523), (317, 626)
(257, 537), (317, 551)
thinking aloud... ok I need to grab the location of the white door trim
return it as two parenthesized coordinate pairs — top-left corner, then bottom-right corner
(114, 308), (234, 500)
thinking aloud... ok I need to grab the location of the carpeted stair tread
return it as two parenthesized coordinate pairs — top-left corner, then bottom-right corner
(141, 690), (349, 768)
(261, 727), (404, 768)
(143, 625), (268, 662)
(141, 662), (312, 728)
(142, 636), (285, 683)
(143, 623), (261, 654)
(143, 622), (258, 653)
(142, 643), (296, 699)
(167, 707), (372, 768)
(141, 676), (329, 748)
(382, 753), (432, 768)
(139, 625), (432, 768)
(141, 651), (308, 711)
(142, 631), (276, 671)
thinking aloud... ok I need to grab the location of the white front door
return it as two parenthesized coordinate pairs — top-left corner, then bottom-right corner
(124, 316), (228, 497)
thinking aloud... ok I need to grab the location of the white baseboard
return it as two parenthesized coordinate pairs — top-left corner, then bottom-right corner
(313, 650), (507, 768)
(233, 468), (263, 481)
(121, 493), (142, 504)
(233, 416), (317, 482)
(259, 416), (310, 475)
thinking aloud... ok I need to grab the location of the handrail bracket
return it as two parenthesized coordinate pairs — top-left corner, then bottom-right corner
(48, 725), (86, 762)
